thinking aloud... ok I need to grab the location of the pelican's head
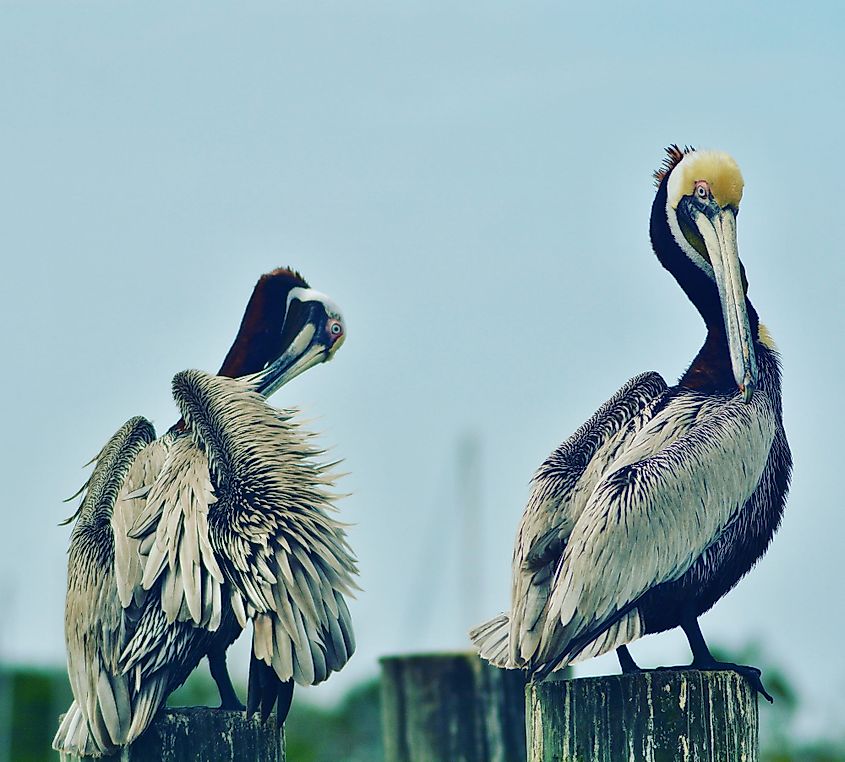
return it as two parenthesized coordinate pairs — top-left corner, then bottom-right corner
(653, 146), (757, 401)
(250, 285), (346, 397)
(217, 267), (346, 398)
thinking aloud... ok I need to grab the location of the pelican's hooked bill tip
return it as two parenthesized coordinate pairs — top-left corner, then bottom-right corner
(740, 381), (756, 403)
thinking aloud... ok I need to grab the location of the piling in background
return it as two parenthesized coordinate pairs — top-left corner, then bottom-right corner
(380, 652), (527, 762)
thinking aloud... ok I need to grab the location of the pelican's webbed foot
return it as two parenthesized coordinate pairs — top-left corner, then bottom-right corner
(679, 613), (774, 703)
(218, 695), (247, 712)
(689, 658), (773, 703)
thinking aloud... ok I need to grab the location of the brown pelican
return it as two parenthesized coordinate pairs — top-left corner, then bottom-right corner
(54, 269), (356, 758)
(470, 147), (791, 701)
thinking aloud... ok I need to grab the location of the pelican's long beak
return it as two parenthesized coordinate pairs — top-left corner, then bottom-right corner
(248, 294), (344, 398)
(694, 207), (758, 402)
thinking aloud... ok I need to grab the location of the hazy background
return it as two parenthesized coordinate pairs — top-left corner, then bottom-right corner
(1, 0), (843, 741)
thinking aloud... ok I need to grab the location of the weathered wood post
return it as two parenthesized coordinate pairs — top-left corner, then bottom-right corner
(59, 708), (284, 762)
(380, 652), (527, 762)
(527, 670), (758, 762)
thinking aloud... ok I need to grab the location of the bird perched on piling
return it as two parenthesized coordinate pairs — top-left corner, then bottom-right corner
(471, 147), (791, 700)
(54, 269), (357, 758)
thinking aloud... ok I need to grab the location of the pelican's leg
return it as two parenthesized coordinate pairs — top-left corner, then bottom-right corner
(276, 680), (295, 725)
(208, 649), (245, 711)
(247, 652), (295, 724)
(680, 615), (773, 703)
(616, 645), (641, 674)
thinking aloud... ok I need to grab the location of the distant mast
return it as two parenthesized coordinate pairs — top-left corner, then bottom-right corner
(458, 433), (483, 632)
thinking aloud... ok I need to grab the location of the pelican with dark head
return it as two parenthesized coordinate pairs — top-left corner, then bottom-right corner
(471, 146), (791, 700)
(54, 268), (355, 758)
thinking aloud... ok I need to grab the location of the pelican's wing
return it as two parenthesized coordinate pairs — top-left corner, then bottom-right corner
(536, 390), (777, 672)
(517, 373), (668, 570)
(171, 370), (358, 687)
(117, 580), (219, 737)
(55, 417), (158, 758)
(110, 429), (227, 747)
(471, 372), (667, 668)
(117, 438), (230, 733)
(112, 437), (171, 609)
(130, 434), (225, 630)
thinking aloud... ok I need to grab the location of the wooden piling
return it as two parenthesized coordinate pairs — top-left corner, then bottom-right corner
(527, 670), (758, 762)
(380, 652), (527, 762)
(60, 707), (284, 762)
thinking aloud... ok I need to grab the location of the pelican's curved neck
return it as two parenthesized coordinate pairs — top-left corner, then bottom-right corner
(650, 180), (721, 328)
(218, 268), (310, 378)
(168, 269), (308, 436)
(679, 328), (737, 394)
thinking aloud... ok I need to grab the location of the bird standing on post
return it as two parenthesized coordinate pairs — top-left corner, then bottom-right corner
(54, 269), (357, 758)
(471, 147), (791, 700)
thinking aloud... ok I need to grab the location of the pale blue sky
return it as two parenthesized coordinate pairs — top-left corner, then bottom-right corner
(1, 0), (843, 735)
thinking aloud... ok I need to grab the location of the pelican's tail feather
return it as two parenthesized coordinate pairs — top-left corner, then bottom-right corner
(469, 612), (514, 669)
(53, 701), (104, 759)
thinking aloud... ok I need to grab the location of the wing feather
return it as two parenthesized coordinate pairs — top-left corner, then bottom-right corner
(170, 370), (358, 687)
(112, 440), (168, 609)
(134, 437), (224, 629)
(56, 417), (157, 758)
(471, 372), (667, 668)
(538, 391), (776, 668)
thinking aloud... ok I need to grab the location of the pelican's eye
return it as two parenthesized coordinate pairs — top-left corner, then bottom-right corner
(694, 182), (710, 200)
(328, 320), (343, 337)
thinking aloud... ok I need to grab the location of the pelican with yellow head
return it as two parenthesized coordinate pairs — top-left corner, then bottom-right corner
(471, 146), (791, 701)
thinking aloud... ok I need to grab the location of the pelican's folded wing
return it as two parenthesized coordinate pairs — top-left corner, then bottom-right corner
(55, 417), (157, 758)
(472, 372), (667, 668)
(518, 372), (668, 571)
(537, 391), (777, 671)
